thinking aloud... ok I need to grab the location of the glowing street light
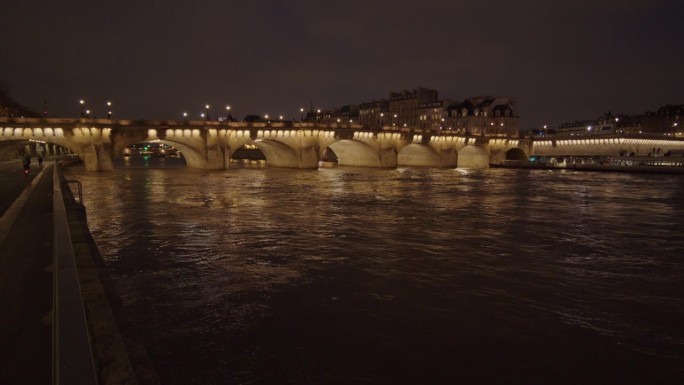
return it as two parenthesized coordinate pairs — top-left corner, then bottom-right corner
(300, 107), (304, 120)
(79, 99), (85, 117)
(205, 104), (211, 120)
(183, 112), (188, 118)
(106, 101), (112, 119)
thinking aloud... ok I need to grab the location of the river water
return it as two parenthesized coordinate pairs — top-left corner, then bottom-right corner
(65, 157), (684, 384)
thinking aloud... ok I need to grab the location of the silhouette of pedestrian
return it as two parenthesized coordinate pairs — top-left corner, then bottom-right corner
(37, 154), (43, 168)
(22, 153), (31, 175)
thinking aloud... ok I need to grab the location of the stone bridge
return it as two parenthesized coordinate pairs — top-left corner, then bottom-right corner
(3, 117), (683, 171)
(0, 117), (530, 171)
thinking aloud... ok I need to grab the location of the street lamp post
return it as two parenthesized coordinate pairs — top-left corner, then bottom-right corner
(300, 108), (304, 121)
(226, 105), (232, 121)
(107, 101), (112, 119)
(205, 104), (211, 121)
(79, 100), (85, 117)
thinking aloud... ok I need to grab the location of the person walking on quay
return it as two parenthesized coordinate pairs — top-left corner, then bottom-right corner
(21, 153), (31, 175)
(37, 154), (43, 168)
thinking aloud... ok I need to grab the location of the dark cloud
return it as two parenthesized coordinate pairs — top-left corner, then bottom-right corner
(1, 0), (681, 128)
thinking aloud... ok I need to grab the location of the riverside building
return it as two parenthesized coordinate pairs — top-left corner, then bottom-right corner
(537, 105), (682, 138)
(307, 87), (521, 137)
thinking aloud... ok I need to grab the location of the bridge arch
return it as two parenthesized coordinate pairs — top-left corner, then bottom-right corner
(397, 143), (442, 167)
(251, 139), (301, 168)
(505, 148), (528, 161)
(328, 139), (383, 167)
(0, 135), (79, 161)
(458, 145), (489, 168)
(114, 137), (205, 168)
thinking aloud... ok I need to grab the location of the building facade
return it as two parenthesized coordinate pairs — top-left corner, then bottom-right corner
(305, 87), (521, 137)
(540, 105), (682, 138)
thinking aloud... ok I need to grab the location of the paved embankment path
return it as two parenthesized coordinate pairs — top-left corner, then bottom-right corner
(0, 163), (54, 384)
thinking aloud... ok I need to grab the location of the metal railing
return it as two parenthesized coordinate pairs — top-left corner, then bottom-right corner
(66, 179), (83, 204)
(52, 165), (98, 385)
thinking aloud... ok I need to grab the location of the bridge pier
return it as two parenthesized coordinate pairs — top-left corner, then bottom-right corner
(81, 144), (113, 171)
(207, 146), (228, 170)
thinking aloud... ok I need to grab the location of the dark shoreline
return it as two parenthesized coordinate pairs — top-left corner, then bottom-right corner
(490, 163), (684, 175)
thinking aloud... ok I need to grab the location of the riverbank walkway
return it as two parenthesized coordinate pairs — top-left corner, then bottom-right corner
(0, 160), (98, 384)
(0, 160), (57, 383)
(0, 159), (160, 385)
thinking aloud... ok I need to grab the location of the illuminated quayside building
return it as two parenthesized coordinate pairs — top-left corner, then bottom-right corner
(535, 104), (682, 138)
(304, 87), (520, 137)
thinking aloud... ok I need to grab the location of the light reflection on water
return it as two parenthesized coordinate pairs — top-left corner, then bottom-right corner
(67, 158), (684, 384)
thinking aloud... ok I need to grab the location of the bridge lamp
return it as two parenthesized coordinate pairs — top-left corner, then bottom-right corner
(279, 115), (283, 120)
(300, 108), (304, 120)
(107, 101), (112, 119)
(85, 109), (91, 116)
(200, 113), (205, 118)
(79, 99), (85, 117)
(183, 112), (188, 118)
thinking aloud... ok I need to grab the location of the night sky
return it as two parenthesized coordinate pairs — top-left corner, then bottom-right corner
(1, 0), (682, 129)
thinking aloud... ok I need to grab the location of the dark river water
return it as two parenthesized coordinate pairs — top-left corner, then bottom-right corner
(65, 157), (684, 384)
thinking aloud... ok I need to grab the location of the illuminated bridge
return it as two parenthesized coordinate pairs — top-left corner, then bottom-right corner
(1, 117), (683, 171)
